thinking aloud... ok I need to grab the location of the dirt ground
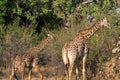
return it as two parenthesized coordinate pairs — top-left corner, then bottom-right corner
(0, 51), (120, 80)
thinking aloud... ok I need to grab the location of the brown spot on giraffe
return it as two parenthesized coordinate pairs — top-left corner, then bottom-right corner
(62, 18), (110, 80)
(10, 34), (53, 80)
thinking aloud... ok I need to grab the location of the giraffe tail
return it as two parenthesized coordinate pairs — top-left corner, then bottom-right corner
(62, 48), (69, 66)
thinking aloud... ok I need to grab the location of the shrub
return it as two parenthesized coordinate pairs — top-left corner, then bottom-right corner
(0, 24), (40, 68)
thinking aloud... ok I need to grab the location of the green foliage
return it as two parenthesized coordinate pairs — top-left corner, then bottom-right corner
(42, 12), (61, 30)
(0, 0), (115, 30)
(102, 0), (111, 13)
(98, 55), (106, 63)
(81, 3), (99, 16)
(53, 0), (73, 18)
(0, 0), (7, 24)
(0, 24), (40, 56)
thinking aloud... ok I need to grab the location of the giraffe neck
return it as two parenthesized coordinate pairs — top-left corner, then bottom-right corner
(83, 20), (101, 39)
(23, 36), (52, 58)
(34, 36), (51, 52)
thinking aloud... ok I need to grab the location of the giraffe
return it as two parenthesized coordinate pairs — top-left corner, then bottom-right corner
(62, 18), (110, 80)
(10, 34), (53, 80)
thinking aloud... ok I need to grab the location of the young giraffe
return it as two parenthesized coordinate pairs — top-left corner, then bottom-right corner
(10, 34), (53, 80)
(62, 18), (110, 80)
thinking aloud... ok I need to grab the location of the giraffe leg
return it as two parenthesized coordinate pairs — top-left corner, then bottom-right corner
(10, 64), (18, 80)
(68, 63), (74, 80)
(35, 65), (43, 80)
(28, 69), (32, 80)
(21, 71), (25, 80)
(65, 70), (69, 80)
(21, 66), (25, 80)
(10, 67), (14, 80)
(10, 75), (13, 80)
(75, 64), (79, 80)
(82, 53), (87, 80)
(65, 64), (69, 80)
(82, 47), (88, 80)
(14, 74), (18, 80)
(10, 74), (18, 80)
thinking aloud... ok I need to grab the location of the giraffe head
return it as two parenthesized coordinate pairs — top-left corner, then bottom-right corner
(100, 18), (111, 29)
(47, 33), (54, 39)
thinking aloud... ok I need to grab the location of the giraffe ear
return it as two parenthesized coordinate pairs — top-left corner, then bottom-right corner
(101, 17), (107, 22)
(103, 18), (107, 22)
(100, 18), (111, 29)
(100, 18), (105, 25)
(47, 33), (54, 39)
(47, 34), (51, 36)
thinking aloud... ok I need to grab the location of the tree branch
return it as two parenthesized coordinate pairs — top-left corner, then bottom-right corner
(82, 0), (94, 4)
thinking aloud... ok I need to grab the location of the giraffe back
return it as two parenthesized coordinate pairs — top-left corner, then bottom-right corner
(23, 34), (53, 60)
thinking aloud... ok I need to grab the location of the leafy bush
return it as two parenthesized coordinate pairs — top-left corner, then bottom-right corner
(81, 3), (99, 17)
(0, 0), (7, 24)
(102, 0), (111, 13)
(0, 24), (40, 68)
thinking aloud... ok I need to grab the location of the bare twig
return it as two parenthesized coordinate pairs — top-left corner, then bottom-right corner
(82, 0), (94, 4)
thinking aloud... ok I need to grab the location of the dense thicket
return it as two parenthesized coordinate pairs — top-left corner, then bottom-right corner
(0, 0), (116, 28)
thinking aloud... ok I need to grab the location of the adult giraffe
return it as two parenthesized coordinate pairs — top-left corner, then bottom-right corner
(62, 18), (110, 80)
